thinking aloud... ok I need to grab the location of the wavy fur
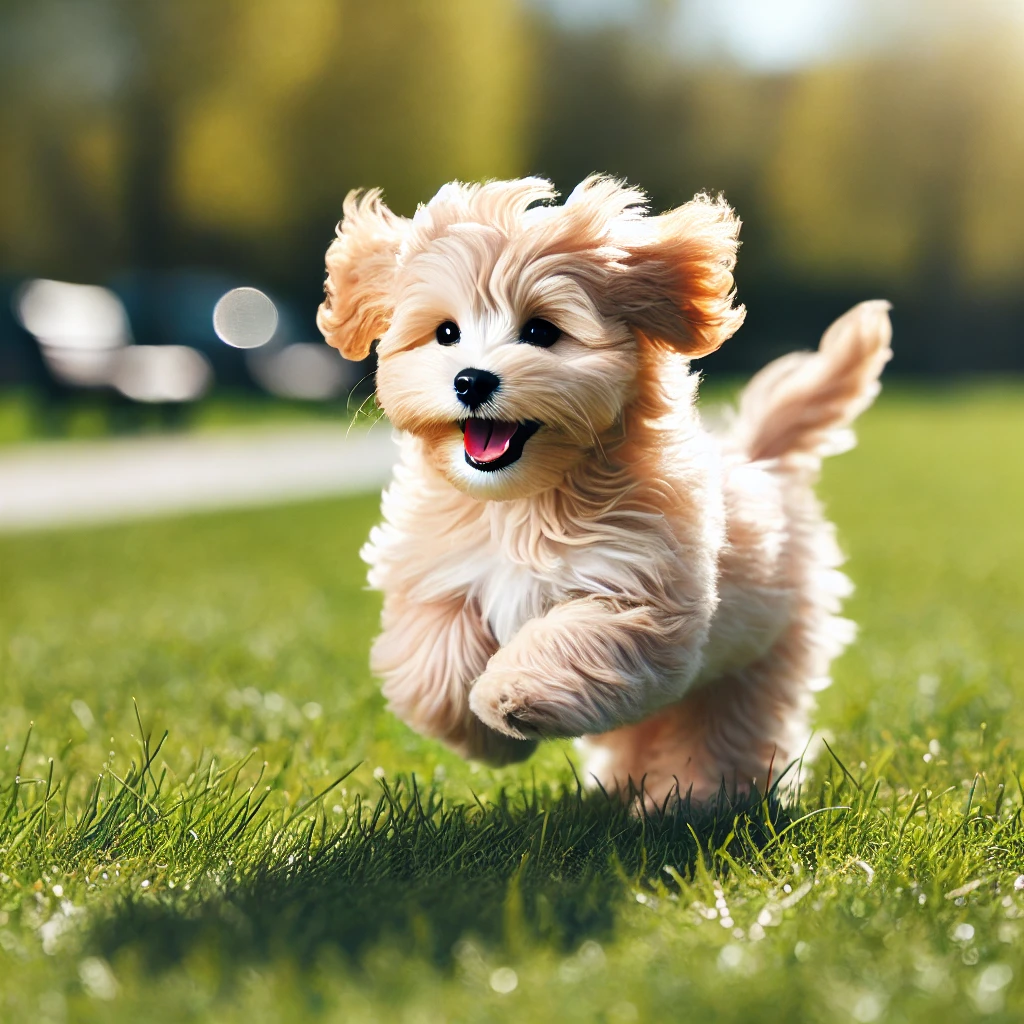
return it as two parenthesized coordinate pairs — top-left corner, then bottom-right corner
(319, 176), (892, 806)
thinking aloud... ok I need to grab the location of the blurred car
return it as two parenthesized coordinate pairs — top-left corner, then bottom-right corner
(3, 271), (359, 403)
(0, 278), (69, 397)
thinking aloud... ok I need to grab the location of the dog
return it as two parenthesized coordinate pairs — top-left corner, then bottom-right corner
(317, 176), (891, 806)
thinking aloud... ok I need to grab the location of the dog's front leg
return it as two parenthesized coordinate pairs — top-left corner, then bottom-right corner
(372, 593), (537, 764)
(469, 597), (700, 740)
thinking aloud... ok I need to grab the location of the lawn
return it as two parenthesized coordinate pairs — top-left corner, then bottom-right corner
(1, 384), (1022, 1023)
(0, 389), (378, 447)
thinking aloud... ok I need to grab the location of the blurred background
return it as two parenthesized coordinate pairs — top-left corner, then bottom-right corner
(0, 0), (1022, 440)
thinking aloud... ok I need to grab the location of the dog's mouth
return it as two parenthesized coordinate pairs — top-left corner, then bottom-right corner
(460, 419), (539, 472)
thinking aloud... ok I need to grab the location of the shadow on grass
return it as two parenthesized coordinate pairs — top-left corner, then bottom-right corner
(86, 774), (787, 972)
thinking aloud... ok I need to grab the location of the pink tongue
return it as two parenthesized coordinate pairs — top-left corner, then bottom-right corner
(464, 420), (519, 463)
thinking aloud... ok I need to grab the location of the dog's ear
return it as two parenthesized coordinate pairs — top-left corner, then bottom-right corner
(317, 189), (408, 360)
(607, 193), (746, 358)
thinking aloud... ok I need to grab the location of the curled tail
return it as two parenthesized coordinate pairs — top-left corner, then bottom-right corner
(730, 300), (892, 464)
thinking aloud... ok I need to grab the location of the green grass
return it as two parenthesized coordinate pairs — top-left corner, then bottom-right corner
(0, 389), (379, 447)
(1, 383), (1023, 1022)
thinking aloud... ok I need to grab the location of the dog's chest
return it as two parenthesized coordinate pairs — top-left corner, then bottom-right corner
(474, 558), (550, 648)
(469, 540), (615, 648)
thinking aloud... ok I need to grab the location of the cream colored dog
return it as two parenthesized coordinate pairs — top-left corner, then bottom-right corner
(318, 176), (891, 806)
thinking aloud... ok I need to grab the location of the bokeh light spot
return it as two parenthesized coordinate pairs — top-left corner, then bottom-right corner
(213, 287), (279, 349)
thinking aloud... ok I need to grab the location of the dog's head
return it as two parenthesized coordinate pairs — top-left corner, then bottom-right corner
(318, 176), (744, 500)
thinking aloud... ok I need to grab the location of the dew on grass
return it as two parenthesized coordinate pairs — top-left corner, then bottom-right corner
(718, 944), (743, 970)
(490, 967), (518, 994)
(914, 959), (948, 993)
(70, 700), (94, 730)
(974, 964), (1013, 1013)
(979, 964), (1012, 992)
(952, 923), (975, 942)
(850, 992), (885, 1022)
(79, 957), (117, 1000)
(714, 889), (734, 928)
(945, 880), (982, 901)
(781, 882), (813, 908)
(39, 916), (68, 955)
(855, 860), (875, 884)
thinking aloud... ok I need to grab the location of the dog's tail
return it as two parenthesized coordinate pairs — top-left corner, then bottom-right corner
(728, 300), (892, 466)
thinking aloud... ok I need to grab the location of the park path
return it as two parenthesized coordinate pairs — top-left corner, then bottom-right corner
(0, 425), (399, 532)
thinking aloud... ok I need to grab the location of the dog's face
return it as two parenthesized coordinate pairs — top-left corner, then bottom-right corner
(319, 177), (745, 500)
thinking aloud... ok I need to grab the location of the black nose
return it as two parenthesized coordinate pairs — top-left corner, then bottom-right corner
(454, 368), (500, 410)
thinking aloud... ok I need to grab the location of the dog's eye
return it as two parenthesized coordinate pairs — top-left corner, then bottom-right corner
(519, 318), (561, 348)
(435, 321), (460, 346)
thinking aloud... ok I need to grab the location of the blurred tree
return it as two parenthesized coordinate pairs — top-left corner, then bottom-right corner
(0, 0), (131, 277)
(0, 0), (1022, 372)
(0, 0), (532, 296)
(762, 40), (1024, 293)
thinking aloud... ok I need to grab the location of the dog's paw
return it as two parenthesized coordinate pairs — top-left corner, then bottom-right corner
(469, 668), (587, 740)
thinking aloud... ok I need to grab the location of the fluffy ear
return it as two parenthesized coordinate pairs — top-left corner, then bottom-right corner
(608, 193), (746, 358)
(317, 189), (408, 360)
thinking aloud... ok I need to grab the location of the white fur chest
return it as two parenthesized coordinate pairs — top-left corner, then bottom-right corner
(472, 556), (551, 648)
(468, 515), (658, 648)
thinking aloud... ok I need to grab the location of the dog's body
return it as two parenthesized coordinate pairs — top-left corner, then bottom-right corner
(318, 176), (891, 805)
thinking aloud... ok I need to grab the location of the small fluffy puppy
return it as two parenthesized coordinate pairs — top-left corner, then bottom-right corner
(318, 176), (891, 806)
